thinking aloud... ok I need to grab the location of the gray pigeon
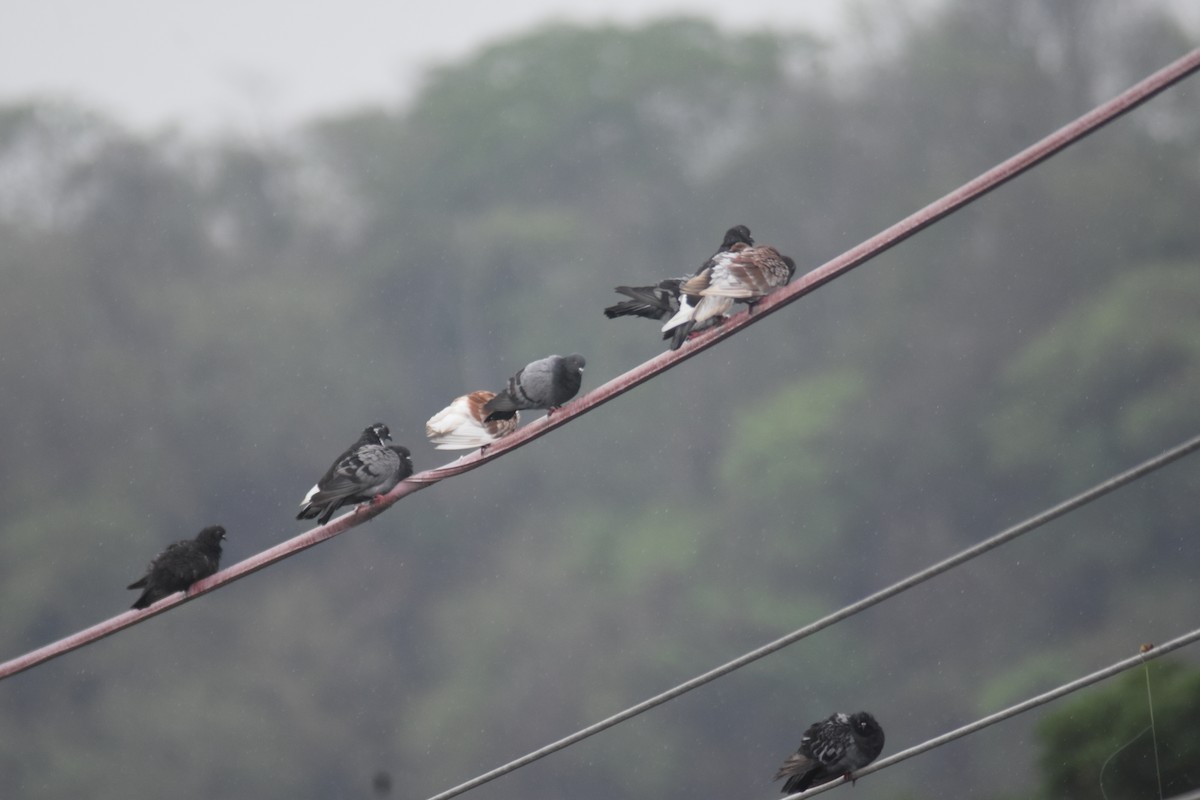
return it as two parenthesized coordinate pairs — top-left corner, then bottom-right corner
(297, 423), (414, 525)
(483, 354), (586, 421)
(774, 711), (885, 793)
(128, 525), (226, 609)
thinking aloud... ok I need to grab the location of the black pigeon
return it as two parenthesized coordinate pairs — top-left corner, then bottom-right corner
(127, 525), (226, 610)
(602, 278), (684, 321)
(774, 712), (885, 794)
(297, 423), (414, 525)
(483, 354), (586, 421)
(604, 225), (754, 348)
(662, 242), (795, 349)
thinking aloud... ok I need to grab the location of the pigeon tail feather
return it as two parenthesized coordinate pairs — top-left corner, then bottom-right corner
(482, 392), (519, 420)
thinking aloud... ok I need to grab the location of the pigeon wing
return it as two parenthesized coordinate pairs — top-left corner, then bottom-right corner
(307, 444), (400, 504)
(427, 392), (516, 449)
(806, 716), (855, 768)
(700, 246), (791, 299)
(425, 395), (479, 448)
(604, 284), (678, 320)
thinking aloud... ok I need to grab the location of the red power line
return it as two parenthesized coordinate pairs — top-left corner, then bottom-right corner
(1, 45), (1198, 684)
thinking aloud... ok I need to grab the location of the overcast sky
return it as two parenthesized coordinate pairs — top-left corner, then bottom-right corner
(1, 0), (855, 133)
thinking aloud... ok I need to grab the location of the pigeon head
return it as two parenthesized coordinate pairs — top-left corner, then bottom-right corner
(563, 354), (586, 373)
(367, 422), (392, 444)
(849, 712), (885, 752)
(782, 255), (797, 281)
(196, 525), (227, 548)
(721, 225), (754, 249)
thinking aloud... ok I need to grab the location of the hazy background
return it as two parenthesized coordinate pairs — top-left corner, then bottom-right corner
(2, 0), (860, 131)
(1, 1), (1199, 799)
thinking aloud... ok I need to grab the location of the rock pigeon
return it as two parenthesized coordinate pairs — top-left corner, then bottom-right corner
(426, 390), (521, 450)
(604, 225), (754, 349)
(662, 242), (795, 349)
(483, 354), (586, 421)
(297, 423), (414, 525)
(127, 525), (227, 610)
(774, 711), (885, 794)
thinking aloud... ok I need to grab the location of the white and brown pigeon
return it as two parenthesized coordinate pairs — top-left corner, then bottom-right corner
(604, 225), (755, 350)
(425, 390), (521, 450)
(662, 242), (795, 349)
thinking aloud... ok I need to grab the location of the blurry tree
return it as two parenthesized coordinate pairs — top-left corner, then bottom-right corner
(1036, 660), (1200, 799)
(988, 266), (1200, 487)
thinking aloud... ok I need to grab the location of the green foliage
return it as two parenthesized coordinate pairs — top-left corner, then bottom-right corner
(720, 369), (868, 555)
(406, 18), (791, 202)
(988, 264), (1200, 490)
(1036, 661), (1200, 799)
(976, 652), (1073, 714)
(722, 370), (867, 501)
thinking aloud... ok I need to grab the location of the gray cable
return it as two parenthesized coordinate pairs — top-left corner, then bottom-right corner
(426, 433), (1200, 800)
(786, 629), (1200, 797)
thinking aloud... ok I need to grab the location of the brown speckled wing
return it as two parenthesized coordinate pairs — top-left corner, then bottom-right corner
(468, 391), (520, 439)
(702, 245), (791, 299)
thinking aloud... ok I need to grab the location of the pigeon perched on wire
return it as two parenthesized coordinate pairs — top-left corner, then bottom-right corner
(483, 354), (586, 421)
(662, 242), (795, 349)
(604, 225), (754, 349)
(297, 423), (414, 525)
(426, 391), (521, 450)
(774, 711), (885, 794)
(127, 525), (227, 610)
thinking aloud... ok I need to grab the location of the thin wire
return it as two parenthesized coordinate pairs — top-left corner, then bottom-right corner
(1099, 726), (1151, 800)
(1146, 658), (1165, 800)
(784, 629), (1200, 798)
(423, 433), (1200, 800)
(1, 46), (1197, 684)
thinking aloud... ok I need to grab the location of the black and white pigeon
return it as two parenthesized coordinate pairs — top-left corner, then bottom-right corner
(296, 423), (414, 525)
(774, 711), (885, 794)
(127, 525), (227, 610)
(604, 225), (754, 349)
(662, 242), (795, 349)
(483, 354), (586, 421)
(426, 390), (521, 450)
(603, 279), (683, 322)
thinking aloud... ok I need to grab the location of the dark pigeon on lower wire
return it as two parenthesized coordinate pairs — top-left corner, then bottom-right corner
(483, 354), (586, 421)
(297, 423), (414, 525)
(774, 711), (885, 793)
(127, 525), (227, 610)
